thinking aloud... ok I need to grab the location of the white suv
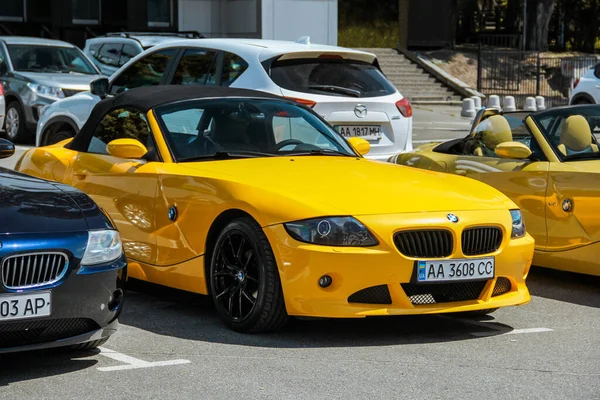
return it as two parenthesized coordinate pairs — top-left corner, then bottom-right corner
(36, 38), (413, 160)
(570, 62), (600, 104)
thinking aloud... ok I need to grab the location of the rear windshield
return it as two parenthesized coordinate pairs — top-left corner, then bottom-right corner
(268, 58), (396, 98)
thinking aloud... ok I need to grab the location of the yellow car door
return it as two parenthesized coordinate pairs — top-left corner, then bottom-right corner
(61, 107), (160, 266)
(445, 113), (551, 250)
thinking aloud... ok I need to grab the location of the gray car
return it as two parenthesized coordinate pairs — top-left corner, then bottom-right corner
(0, 36), (104, 142)
(84, 31), (203, 76)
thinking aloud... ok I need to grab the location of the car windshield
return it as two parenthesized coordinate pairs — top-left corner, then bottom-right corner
(531, 105), (600, 161)
(7, 45), (98, 75)
(269, 57), (396, 98)
(154, 98), (357, 161)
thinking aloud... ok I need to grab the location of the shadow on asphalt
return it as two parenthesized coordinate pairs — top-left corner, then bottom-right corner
(121, 279), (514, 347)
(0, 348), (99, 386)
(526, 266), (600, 308)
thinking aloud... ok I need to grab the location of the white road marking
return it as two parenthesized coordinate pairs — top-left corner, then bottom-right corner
(97, 347), (191, 372)
(438, 315), (553, 337)
(471, 327), (554, 337)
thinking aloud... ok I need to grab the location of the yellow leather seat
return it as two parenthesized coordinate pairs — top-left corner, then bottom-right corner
(472, 115), (513, 157)
(557, 115), (599, 156)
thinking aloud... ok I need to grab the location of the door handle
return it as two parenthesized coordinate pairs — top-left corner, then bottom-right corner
(73, 172), (87, 180)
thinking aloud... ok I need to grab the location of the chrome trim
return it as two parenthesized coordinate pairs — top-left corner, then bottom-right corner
(1, 252), (69, 290)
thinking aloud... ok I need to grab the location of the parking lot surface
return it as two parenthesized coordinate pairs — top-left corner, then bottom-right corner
(1, 268), (598, 400)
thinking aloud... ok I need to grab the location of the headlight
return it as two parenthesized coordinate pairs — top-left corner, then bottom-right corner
(284, 217), (378, 247)
(81, 230), (123, 266)
(510, 209), (526, 239)
(27, 82), (65, 99)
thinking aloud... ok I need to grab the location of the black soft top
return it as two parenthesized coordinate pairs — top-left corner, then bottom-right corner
(67, 85), (285, 151)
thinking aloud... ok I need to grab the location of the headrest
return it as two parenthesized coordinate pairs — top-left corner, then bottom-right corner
(560, 115), (592, 151)
(475, 115), (513, 150)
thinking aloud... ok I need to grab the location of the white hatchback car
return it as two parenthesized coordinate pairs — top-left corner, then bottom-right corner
(570, 62), (600, 104)
(36, 38), (412, 160)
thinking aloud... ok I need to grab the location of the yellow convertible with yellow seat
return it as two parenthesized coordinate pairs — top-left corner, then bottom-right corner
(15, 86), (534, 332)
(390, 105), (600, 276)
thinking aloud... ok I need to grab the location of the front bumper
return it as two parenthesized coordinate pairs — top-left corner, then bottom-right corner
(0, 254), (126, 353)
(265, 210), (534, 318)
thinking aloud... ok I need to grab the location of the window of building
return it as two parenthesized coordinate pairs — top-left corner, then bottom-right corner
(148, 0), (172, 28)
(0, 0), (25, 22)
(72, 0), (100, 24)
(27, 0), (51, 22)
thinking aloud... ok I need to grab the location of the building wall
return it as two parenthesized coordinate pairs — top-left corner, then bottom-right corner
(1, 0), (338, 47)
(261, 0), (337, 45)
(178, 0), (261, 38)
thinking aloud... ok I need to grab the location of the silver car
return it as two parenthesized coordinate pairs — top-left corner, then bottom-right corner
(0, 36), (103, 143)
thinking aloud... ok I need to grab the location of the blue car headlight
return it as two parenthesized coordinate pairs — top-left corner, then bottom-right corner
(78, 230), (124, 274)
(284, 217), (378, 247)
(510, 209), (526, 239)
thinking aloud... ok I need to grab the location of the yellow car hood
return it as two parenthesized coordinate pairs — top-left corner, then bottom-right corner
(179, 156), (516, 216)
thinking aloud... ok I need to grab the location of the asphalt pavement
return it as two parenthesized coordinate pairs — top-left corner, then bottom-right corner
(1, 107), (599, 399)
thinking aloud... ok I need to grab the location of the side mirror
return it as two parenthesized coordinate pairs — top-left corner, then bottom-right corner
(106, 139), (148, 159)
(347, 137), (370, 156)
(495, 141), (532, 159)
(0, 138), (15, 159)
(90, 77), (109, 99)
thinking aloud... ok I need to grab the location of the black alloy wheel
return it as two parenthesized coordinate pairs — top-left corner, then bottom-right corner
(209, 217), (288, 333)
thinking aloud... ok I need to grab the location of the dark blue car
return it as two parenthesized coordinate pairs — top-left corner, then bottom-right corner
(0, 139), (126, 353)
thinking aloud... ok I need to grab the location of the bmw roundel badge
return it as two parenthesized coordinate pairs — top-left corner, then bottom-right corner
(447, 213), (459, 223)
(168, 205), (178, 221)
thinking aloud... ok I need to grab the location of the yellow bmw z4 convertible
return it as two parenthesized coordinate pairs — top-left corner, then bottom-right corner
(390, 105), (600, 276)
(15, 86), (534, 332)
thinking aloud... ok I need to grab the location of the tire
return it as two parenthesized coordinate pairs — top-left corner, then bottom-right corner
(45, 129), (75, 146)
(67, 337), (109, 352)
(209, 217), (288, 333)
(4, 101), (29, 143)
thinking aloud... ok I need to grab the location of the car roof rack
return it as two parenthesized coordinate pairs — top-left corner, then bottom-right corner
(104, 31), (204, 39)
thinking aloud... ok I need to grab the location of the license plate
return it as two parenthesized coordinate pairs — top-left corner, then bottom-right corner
(0, 291), (51, 322)
(335, 125), (381, 139)
(417, 257), (494, 283)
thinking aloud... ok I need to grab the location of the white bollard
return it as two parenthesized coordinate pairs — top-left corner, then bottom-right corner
(487, 95), (502, 110)
(524, 96), (537, 111)
(461, 98), (476, 118)
(503, 96), (517, 112)
(471, 96), (482, 111)
(535, 96), (546, 110)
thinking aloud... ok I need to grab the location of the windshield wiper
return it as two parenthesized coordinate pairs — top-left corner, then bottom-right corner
(287, 149), (353, 157)
(308, 85), (362, 98)
(179, 151), (274, 162)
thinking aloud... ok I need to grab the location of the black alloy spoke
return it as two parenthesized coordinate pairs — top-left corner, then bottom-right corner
(213, 230), (261, 322)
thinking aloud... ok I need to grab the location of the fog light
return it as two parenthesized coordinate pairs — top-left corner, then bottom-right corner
(318, 275), (332, 288)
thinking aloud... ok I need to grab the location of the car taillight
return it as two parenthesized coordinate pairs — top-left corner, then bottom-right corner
(396, 98), (412, 118)
(0, 83), (4, 96)
(285, 97), (317, 108)
(574, 78), (580, 89)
